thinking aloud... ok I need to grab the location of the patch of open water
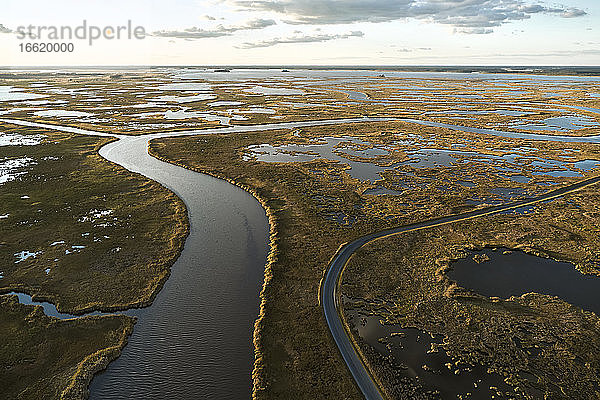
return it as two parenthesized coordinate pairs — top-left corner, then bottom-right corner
(449, 248), (600, 314)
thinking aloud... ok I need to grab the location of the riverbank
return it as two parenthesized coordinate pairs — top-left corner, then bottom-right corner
(149, 127), (373, 399)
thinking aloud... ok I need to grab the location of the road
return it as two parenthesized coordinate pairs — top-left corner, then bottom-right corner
(321, 175), (600, 400)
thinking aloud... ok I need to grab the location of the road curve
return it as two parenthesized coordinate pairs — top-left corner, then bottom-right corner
(321, 175), (600, 400)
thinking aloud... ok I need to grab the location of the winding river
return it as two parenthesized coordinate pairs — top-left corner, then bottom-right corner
(91, 135), (270, 398)
(0, 116), (388, 399)
(3, 100), (600, 398)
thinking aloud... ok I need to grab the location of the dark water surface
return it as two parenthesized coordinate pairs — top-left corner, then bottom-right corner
(346, 246), (600, 399)
(346, 309), (516, 399)
(449, 248), (600, 314)
(88, 137), (270, 399)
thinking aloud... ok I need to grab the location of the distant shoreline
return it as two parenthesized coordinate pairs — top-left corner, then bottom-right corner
(1, 65), (600, 76)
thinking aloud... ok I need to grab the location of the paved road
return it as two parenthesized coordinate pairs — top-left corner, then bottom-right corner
(321, 175), (600, 400)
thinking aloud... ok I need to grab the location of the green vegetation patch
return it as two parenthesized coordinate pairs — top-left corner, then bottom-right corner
(0, 123), (188, 313)
(0, 295), (134, 400)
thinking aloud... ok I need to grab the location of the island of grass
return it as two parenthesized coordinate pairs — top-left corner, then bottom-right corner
(0, 123), (188, 313)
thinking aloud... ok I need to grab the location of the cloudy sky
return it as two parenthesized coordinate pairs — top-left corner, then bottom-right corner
(1, 0), (598, 66)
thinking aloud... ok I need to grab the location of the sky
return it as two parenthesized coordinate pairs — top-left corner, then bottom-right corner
(1, 0), (599, 66)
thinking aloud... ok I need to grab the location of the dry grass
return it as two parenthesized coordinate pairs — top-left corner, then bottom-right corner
(0, 122), (188, 313)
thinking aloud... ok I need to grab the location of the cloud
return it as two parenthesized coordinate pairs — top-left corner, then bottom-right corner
(236, 19), (278, 30)
(561, 8), (587, 18)
(397, 47), (432, 52)
(238, 30), (364, 48)
(153, 18), (276, 39)
(0, 24), (12, 34)
(228, 0), (586, 32)
(454, 27), (494, 34)
(152, 28), (229, 39)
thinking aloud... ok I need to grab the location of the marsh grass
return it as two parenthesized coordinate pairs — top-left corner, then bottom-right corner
(342, 188), (600, 398)
(0, 123), (188, 313)
(0, 295), (134, 400)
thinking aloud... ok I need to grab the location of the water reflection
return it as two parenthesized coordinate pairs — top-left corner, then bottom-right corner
(449, 248), (600, 314)
(346, 308), (516, 399)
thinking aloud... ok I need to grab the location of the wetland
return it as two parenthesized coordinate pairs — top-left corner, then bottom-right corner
(1, 68), (600, 399)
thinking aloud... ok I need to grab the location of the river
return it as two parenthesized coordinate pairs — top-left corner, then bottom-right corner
(0, 117), (385, 399)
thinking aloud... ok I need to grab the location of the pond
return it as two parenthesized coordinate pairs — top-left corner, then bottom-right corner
(448, 248), (600, 314)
